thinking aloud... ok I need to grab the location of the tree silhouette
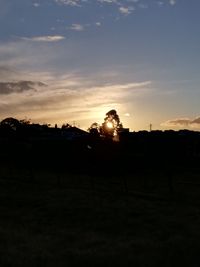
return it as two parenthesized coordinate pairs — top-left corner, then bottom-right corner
(100, 110), (123, 139)
(61, 123), (72, 129)
(0, 117), (20, 131)
(88, 122), (100, 137)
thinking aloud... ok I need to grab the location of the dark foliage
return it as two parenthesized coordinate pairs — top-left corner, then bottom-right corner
(0, 117), (200, 177)
(1, 117), (200, 267)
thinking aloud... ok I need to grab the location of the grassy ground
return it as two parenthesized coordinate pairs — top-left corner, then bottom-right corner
(0, 164), (200, 266)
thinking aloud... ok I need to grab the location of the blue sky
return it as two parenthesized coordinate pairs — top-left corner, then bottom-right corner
(0, 0), (200, 131)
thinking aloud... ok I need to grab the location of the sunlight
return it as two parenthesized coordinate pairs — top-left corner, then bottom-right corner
(106, 121), (113, 129)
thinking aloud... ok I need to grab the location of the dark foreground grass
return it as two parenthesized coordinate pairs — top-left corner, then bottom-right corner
(0, 167), (200, 266)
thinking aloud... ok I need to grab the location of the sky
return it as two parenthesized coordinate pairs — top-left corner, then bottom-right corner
(0, 0), (200, 131)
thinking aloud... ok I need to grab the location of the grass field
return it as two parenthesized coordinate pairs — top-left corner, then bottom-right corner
(0, 161), (200, 266)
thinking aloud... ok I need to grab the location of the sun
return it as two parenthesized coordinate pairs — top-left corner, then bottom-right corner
(106, 121), (113, 129)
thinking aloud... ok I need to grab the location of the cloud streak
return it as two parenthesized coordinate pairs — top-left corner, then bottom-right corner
(53, 0), (177, 16)
(68, 24), (85, 31)
(55, 0), (82, 6)
(161, 116), (200, 129)
(0, 81), (46, 95)
(169, 0), (176, 6)
(119, 6), (135, 15)
(21, 36), (66, 42)
(0, 68), (151, 127)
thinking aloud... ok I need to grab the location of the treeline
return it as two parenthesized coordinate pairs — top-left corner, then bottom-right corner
(0, 117), (200, 176)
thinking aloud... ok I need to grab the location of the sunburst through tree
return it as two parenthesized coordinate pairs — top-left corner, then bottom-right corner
(88, 110), (123, 140)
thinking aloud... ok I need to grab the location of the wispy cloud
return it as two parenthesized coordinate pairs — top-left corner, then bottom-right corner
(95, 22), (101, 26)
(119, 6), (134, 15)
(0, 35), (68, 73)
(55, 0), (82, 6)
(68, 24), (84, 31)
(161, 116), (200, 129)
(0, 68), (151, 127)
(0, 81), (46, 95)
(169, 0), (176, 6)
(157, 1), (164, 6)
(54, 0), (177, 16)
(33, 3), (40, 7)
(98, 0), (119, 4)
(21, 35), (66, 42)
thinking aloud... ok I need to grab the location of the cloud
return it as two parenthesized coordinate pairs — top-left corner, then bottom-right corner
(68, 24), (85, 31)
(0, 81), (46, 95)
(169, 0), (176, 6)
(55, 0), (81, 6)
(0, 66), (19, 81)
(0, 39), (72, 72)
(56, 0), (122, 6)
(98, 0), (118, 3)
(53, 0), (177, 18)
(0, 42), (29, 67)
(95, 22), (101, 26)
(0, 68), (151, 128)
(21, 35), (66, 42)
(33, 3), (40, 7)
(161, 116), (200, 129)
(119, 6), (135, 15)
(157, 1), (164, 6)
